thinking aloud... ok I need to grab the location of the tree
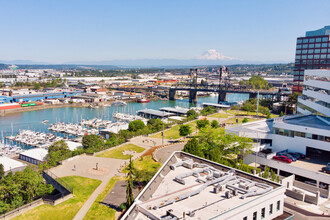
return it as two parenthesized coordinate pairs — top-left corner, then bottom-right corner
(183, 137), (204, 158)
(128, 120), (146, 132)
(186, 109), (197, 120)
(33, 83), (41, 90)
(147, 118), (163, 132)
(179, 124), (192, 137)
(211, 120), (219, 128)
(126, 156), (134, 208)
(196, 119), (210, 129)
(242, 118), (248, 123)
(82, 134), (104, 150)
(0, 164), (4, 179)
(46, 140), (71, 167)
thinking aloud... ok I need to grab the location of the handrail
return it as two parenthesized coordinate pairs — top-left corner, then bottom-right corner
(43, 170), (73, 193)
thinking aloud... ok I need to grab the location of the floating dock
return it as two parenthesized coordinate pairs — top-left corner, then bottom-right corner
(137, 109), (174, 119)
(159, 107), (189, 116)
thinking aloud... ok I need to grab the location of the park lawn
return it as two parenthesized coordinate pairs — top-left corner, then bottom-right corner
(84, 177), (122, 220)
(225, 110), (278, 118)
(123, 155), (161, 174)
(96, 144), (145, 160)
(223, 117), (261, 124)
(209, 113), (231, 118)
(151, 121), (197, 140)
(13, 176), (101, 220)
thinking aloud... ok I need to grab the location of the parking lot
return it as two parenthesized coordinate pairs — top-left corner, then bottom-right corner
(290, 157), (329, 175)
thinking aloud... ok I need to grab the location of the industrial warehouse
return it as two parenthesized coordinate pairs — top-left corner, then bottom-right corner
(122, 152), (286, 220)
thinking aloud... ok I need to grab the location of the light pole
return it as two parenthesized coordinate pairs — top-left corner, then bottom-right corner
(256, 91), (259, 117)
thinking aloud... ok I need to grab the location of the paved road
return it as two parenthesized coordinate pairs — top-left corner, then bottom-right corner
(155, 143), (185, 163)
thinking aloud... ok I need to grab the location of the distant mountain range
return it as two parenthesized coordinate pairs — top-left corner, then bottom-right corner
(0, 50), (291, 68)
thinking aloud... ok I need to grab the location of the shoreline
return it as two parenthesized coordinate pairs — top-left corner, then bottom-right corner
(0, 97), (163, 116)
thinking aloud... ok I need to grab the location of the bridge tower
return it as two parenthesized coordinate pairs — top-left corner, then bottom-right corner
(217, 66), (228, 103)
(188, 68), (198, 104)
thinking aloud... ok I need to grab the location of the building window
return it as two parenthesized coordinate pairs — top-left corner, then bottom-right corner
(297, 39), (302, 44)
(308, 55), (313, 59)
(316, 38), (321, 42)
(314, 55), (320, 59)
(253, 211), (257, 220)
(315, 49), (320, 53)
(296, 50), (301, 54)
(302, 44), (308, 49)
(302, 50), (307, 54)
(308, 44), (314, 48)
(270, 204), (273, 214)
(277, 201), (280, 211)
(297, 44), (302, 49)
(321, 43), (328, 47)
(321, 54), (326, 59)
(322, 37), (329, 42)
(309, 38), (315, 43)
(261, 208), (265, 219)
(315, 43), (321, 48)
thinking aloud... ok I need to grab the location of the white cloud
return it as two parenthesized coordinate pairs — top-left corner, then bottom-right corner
(198, 49), (242, 60)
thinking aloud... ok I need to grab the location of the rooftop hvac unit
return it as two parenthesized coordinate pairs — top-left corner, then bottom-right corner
(225, 191), (233, 199)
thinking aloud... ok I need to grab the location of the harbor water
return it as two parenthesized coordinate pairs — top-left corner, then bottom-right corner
(0, 93), (249, 141)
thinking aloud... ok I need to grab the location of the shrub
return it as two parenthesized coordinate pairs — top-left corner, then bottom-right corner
(242, 118), (248, 123)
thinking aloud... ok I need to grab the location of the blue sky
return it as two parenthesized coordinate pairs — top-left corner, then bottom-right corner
(0, 0), (329, 63)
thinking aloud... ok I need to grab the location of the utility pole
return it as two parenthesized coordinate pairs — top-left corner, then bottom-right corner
(256, 91), (259, 117)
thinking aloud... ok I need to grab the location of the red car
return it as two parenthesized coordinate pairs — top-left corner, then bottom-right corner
(272, 155), (292, 163)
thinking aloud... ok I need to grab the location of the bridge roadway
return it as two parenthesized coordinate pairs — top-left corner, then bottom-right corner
(118, 84), (290, 104)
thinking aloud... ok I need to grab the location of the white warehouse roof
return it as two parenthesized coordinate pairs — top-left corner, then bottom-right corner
(19, 148), (48, 162)
(0, 156), (27, 172)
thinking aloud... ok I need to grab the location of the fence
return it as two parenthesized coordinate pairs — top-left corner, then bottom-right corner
(0, 198), (43, 220)
(43, 170), (73, 193)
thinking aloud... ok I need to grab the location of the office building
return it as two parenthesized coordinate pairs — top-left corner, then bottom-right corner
(294, 26), (330, 92)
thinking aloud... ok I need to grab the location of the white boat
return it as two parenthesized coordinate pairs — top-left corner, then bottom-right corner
(112, 100), (127, 106)
(42, 120), (49, 124)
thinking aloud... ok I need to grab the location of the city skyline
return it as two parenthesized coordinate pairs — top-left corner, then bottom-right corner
(0, 0), (329, 64)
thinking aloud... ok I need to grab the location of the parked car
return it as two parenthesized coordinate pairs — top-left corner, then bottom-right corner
(273, 155), (293, 163)
(277, 153), (297, 161)
(321, 163), (330, 174)
(287, 152), (303, 160)
(293, 152), (305, 159)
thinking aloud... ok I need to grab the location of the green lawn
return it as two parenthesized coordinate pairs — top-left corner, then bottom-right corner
(226, 110), (278, 118)
(151, 121), (197, 140)
(84, 177), (121, 220)
(209, 113), (231, 118)
(96, 144), (145, 160)
(123, 155), (161, 177)
(13, 176), (101, 220)
(223, 117), (261, 124)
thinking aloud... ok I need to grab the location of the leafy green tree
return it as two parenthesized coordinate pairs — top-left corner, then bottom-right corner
(33, 83), (41, 90)
(126, 156), (134, 208)
(280, 111), (284, 117)
(46, 140), (71, 167)
(179, 124), (192, 137)
(147, 118), (163, 132)
(242, 118), (248, 123)
(187, 109), (197, 120)
(128, 120), (146, 132)
(196, 119), (210, 129)
(211, 120), (219, 128)
(183, 137), (204, 157)
(200, 106), (216, 116)
(0, 164), (4, 179)
(82, 134), (104, 150)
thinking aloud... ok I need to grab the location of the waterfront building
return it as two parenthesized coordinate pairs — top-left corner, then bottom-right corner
(0, 156), (27, 175)
(122, 151), (286, 220)
(19, 148), (48, 165)
(297, 69), (330, 116)
(294, 26), (330, 92)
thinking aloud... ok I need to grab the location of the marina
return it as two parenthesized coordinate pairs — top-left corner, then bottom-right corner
(48, 122), (99, 136)
(7, 130), (63, 148)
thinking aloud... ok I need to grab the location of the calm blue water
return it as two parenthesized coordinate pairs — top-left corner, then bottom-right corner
(0, 93), (249, 140)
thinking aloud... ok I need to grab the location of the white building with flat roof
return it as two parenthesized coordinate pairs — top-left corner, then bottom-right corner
(19, 148), (48, 165)
(122, 152), (286, 220)
(0, 156), (27, 175)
